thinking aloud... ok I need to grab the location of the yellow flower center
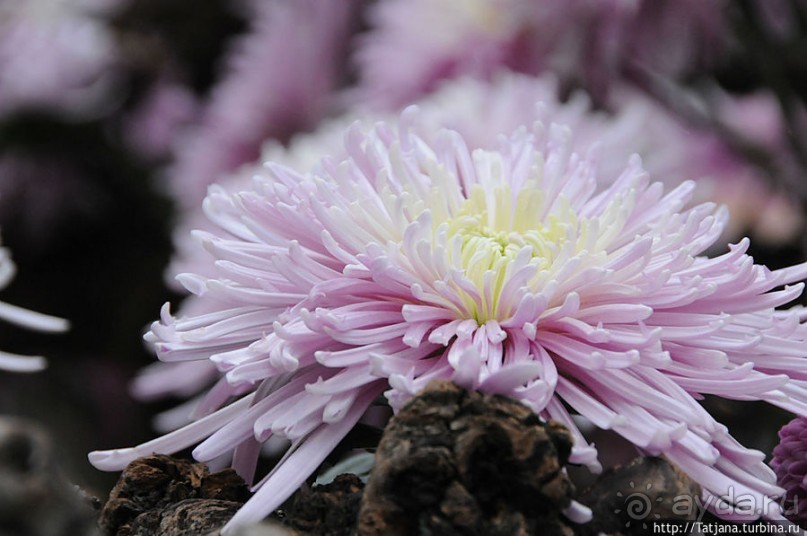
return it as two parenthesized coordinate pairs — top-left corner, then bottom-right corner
(443, 182), (578, 322)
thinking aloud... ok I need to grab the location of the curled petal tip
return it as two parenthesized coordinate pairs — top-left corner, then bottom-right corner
(88, 449), (136, 471)
(563, 500), (593, 524)
(42, 316), (70, 333)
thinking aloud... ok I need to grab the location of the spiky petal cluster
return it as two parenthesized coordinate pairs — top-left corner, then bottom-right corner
(0, 245), (68, 371)
(411, 75), (803, 245)
(772, 417), (807, 527)
(92, 109), (807, 532)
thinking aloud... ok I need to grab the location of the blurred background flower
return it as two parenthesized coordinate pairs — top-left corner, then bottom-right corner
(166, 0), (360, 215)
(353, 0), (729, 109)
(0, 0), (124, 119)
(772, 415), (807, 527)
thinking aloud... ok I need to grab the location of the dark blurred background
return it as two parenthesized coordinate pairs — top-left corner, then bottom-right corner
(0, 0), (246, 495)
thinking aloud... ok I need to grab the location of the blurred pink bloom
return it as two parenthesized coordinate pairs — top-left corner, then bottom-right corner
(354, 0), (727, 108)
(353, 0), (535, 109)
(93, 105), (807, 531)
(125, 79), (199, 161)
(614, 88), (804, 246)
(0, 0), (123, 117)
(0, 242), (68, 371)
(708, 91), (805, 245)
(168, 0), (357, 213)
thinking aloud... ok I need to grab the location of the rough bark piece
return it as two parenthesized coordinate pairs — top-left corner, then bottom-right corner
(357, 380), (577, 536)
(283, 473), (364, 536)
(98, 454), (250, 536)
(129, 498), (243, 535)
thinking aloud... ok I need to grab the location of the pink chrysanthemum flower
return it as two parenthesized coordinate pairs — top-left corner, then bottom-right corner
(772, 416), (807, 528)
(92, 106), (807, 531)
(149, 73), (638, 405)
(0, 243), (68, 371)
(168, 0), (356, 213)
(354, 0), (727, 108)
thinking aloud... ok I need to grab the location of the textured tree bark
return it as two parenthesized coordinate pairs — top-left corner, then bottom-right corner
(356, 380), (578, 536)
(98, 454), (250, 535)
